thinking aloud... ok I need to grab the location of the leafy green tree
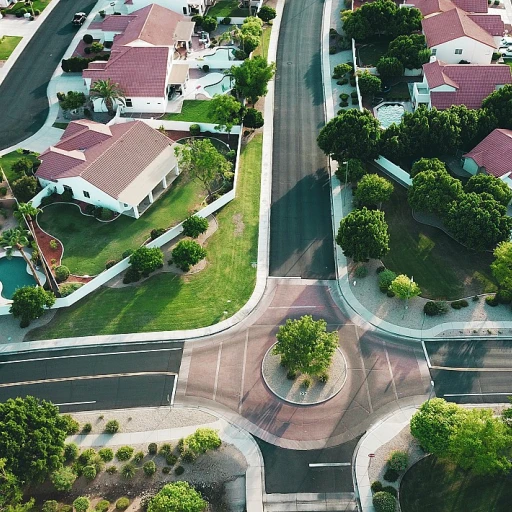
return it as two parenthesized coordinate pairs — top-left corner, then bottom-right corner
(386, 34), (430, 69)
(148, 482), (206, 512)
(389, 5), (422, 37)
(342, 0), (400, 40)
(243, 107), (264, 130)
(0, 459), (22, 508)
(341, 9), (371, 40)
(410, 398), (464, 456)
(59, 92), (86, 111)
(185, 428), (222, 453)
(3, 499), (35, 512)
(174, 138), (233, 198)
(354, 173), (393, 208)
(445, 193), (512, 250)
(201, 15), (217, 32)
(335, 158), (367, 184)
(272, 315), (338, 376)
(89, 79), (125, 116)
(208, 94), (242, 139)
(332, 63), (352, 79)
(12, 175), (37, 202)
(482, 84), (512, 129)
(491, 241), (512, 291)
(408, 170), (463, 216)
(129, 247), (163, 276)
(410, 157), (446, 178)
(317, 109), (381, 161)
(182, 216), (208, 238)
(73, 497), (90, 512)
(257, 5), (276, 22)
(51, 467), (77, 491)
(11, 158), (34, 177)
(357, 71), (381, 98)
(465, 173), (512, 207)
(449, 408), (512, 475)
(372, 492), (396, 512)
(42, 501), (58, 512)
(171, 240), (207, 272)
(389, 274), (420, 300)
(229, 56), (275, 105)
(10, 286), (55, 327)
(237, 16), (263, 54)
(376, 56), (403, 79)
(336, 207), (390, 262)
(0, 396), (67, 483)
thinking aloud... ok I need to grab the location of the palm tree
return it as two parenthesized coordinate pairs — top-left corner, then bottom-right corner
(89, 79), (126, 116)
(0, 228), (43, 288)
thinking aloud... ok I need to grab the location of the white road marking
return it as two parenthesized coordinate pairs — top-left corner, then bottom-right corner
(431, 366), (512, 372)
(170, 376), (178, 406)
(1, 347), (181, 365)
(444, 392), (512, 397)
(238, 331), (249, 414)
(267, 306), (318, 309)
(212, 342), (223, 401)
(420, 339), (432, 368)
(308, 463), (351, 467)
(54, 401), (97, 406)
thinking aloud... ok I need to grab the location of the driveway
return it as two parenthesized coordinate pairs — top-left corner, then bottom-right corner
(269, 0), (335, 279)
(0, 0), (97, 150)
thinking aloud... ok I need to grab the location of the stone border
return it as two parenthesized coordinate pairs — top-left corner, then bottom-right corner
(261, 343), (348, 406)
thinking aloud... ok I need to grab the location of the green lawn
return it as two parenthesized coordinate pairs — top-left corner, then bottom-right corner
(400, 456), (512, 512)
(5, 0), (50, 14)
(357, 39), (389, 67)
(27, 134), (263, 339)
(52, 122), (69, 130)
(379, 168), (497, 300)
(253, 25), (272, 61)
(0, 36), (22, 61)
(0, 150), (40, 183)
(207, 0), (250, 18)
(385, 81), (411, 100)
(38, 176), (205, 275)
(162, 100), (215, 123)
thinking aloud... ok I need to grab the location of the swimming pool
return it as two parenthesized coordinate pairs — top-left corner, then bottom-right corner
(375, 102), (405, 129)
(204, 75), (233, 97)
(0, 256), (36, 300)
(203, 47), (236, 61)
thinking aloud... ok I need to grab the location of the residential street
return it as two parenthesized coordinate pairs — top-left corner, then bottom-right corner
(0, 0), (97, 150)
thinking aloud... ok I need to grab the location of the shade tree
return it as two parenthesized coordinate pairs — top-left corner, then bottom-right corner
(10, 286), (55, 327)
(208, 94), (243, 139)
(409, 157), (446, 178)
(376, 57), (403, 79)
(229, 56), (276, 105)
(464, 173), (512, 207)
(148, 482), (206, 512)
(354, 173), (393, 208)
(386, 34), (430, 70)
(357, 71), (381, 98)
(389, 274), (420, 299)
(491, 241), (512, 291)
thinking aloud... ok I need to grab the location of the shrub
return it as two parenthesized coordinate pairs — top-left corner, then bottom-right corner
(371, 481), (383, 494)
(174, 465), (185, 476)
(318, 372), (329, 383)
(150, 227), (166, 240)
(486, 295), (499, 306)
(172, 239), (206, 271)
(383, 467), (399, 482)
(61, 507), (73, 512)
(162, 466), (171, 474)
(106, 465), (117, 474)
(339, 93), (349, 101)
(382, 486), (398, 498)
(189, 124), (201, 136)
(99, 208), (114, 221)
(83, 34), (93, 44)
(424, 301), (448, 316)
(60, 282), (83, 297)
(62, 414), (80, 434)
(121, 463), (136, 479)
(186, 428), (222, 454)
(55, 265), (70, 282)
(133, 451), (144, 463)
(99, 448), (114, 462)
(202, 64), (210, 72)
(302, 378), (311, 389)
(177, 438), (185, 454)
(115, 498), (130, 511)
(84, 46), (93, 55)
(0, 186), (7, 196)
(91, 42), (104, 53)
(129, 246), (163, 275)
(496, 289), (512, 304)
(333, 63), (352, 79)
(234, 49), (247, 60)
(386, 289), (395, 298)
(34, 8), (40, 14)
(73, 498), (90, 512)
(143, 460), (157, 476)
(182, 215), (208, 238)
(123, 267), (140, 284)
(286, 369), (297, 380)
(105, 420), (120, 433)
(105, 259), (118, 269)
(387, 450), (408, 471)
(222, 17), (231, 24)
(51, 467), (77, 491)
(148, 442), (158, 455)
(372, 491), (396, 512)
(64, 443), (79, 462)
(116, 446), (134, 461)
(492, 51), (502, 60)
(351, 90), (358, 99)
(42, 501), (58, 512)
(166, 453), (178, 466)
(379, 269), (396, 291)
(78, 448), (96, 466)
(122, 249), (134, 259)
(181, 449), (196, 463)
(95, 500), (110, 512)
(159, 443), (173, 456)
(99, 10), (106, 17)
(83, 464), (97, 480)
(82, 422), (92, 434)
(50, 239), (58, 250)
(355, 265), (368, 278)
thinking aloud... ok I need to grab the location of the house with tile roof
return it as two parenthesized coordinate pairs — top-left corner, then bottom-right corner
(83, 4), (194, 114)
(463, 129), (512, 188)
(422, 7), (503, 63)
(35, 119), (180, 218)
(405, 0), (488, 17)
(412, 59), (512, 109)
(123, 0), (213, 16)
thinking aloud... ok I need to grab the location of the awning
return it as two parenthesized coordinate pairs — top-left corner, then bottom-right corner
(168, 63), (190, 85)
(174, 21), (195, 42)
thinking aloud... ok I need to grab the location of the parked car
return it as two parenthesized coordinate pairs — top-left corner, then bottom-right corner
(72, 12), (86, 26)
(500, 48), (512, 57)
(499, 36), (512, 48)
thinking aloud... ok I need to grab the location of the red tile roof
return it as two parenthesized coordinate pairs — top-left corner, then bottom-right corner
(423, 60), (512, 109)
(422, 7), (497, 47)
(37, 120), (172, 201)
(101, 14), (137, 32)
(408, 0), (488, 15)
(464, 128), (512, 177)
(83, 46), (169, 97)
(468, 14), (504, 35)
(452, 0), (487, 12)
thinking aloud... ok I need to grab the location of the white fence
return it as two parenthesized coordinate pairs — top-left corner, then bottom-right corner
(116, 117), (241, 136)
(404, 68), (422, 76)
(352, 38), (363, 112)
(31, 185), (53, 208)
(374, 155), (412, 187)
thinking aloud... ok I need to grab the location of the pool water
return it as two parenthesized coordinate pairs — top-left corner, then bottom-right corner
(204, 75), (233, 96)
(203, 47), (236, 61)
(376, 103), (405, 129)
(0, 257), (36, 299)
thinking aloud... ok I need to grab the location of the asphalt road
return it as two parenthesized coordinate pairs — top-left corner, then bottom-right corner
(269, 0), (335, 279)
(0, 0), (97, 150)
(0, 342), (183, 412)
(426, 340), (512, 403)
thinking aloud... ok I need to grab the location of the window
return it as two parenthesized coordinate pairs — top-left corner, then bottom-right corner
(83, 191), (90, 198)
(455, 49), (463, 54)
(431, 49), (437, 56)
(125, 98), (133, 107)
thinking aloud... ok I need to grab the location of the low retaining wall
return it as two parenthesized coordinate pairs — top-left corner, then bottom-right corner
(373, 155), (412, 187)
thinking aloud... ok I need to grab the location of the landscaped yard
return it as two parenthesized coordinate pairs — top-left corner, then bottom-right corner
(0, 150), (40, 183)
(38, 176), (205, 275)
(357, 39), (389, 67)
(0, 36), (22, 61)
(206, 0), (250, 18)
(5, 0), (50, 14)
(384, 81), (410, 101)
(27, 134), (263, 339)
(377, 167), (497, 299)
(400, 456), (512, 511)
(163, 100), (215, 123)
(253, 25), (272, 61)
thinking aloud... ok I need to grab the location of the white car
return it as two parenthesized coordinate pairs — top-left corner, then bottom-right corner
(500, 37), (512, 48)
(500, 48), (512, 57)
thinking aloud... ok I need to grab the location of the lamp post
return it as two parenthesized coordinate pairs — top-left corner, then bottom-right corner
(110, 1), (116, 13)
(427, 380), (435, 403)
(342, 160), (349, 206)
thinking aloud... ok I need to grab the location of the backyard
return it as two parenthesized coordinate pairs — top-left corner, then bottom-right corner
(356, 39), (389, 67)
(0, 150), (40, 183)
(37, 176), (204, 276)
(206, 0), (250, 18)
(376, 167), (497, 299)
(253, 25), (272, 61)
(4, 0), (50, 14)
(27, 134), (263, 339)
(400, 456), (512, 511)
(163, 101), (215, 123)
(0, 36), (22, 61)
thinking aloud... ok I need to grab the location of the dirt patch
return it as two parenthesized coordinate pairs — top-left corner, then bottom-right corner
(232, 213), (244, 237)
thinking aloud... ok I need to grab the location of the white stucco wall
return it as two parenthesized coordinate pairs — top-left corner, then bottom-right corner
(126, 0), (205, 15)
(91, 96), (168, 113)
(431, 36), (494, 64)
(463, 157), (479, 175)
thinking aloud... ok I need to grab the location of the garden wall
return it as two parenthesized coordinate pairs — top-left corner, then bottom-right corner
(404, 68), (422, 76)
(31, 185), (53, 208)
(187, 58), (243, 70)
(352, 38), (363, 112)
(373, 155), (412, 187)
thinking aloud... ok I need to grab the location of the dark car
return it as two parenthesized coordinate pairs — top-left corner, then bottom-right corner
(72, 12), (86, 26)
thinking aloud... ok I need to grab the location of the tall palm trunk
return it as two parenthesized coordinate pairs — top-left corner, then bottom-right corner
(26, 216), (54, 291)
(16, 242), (43, 288)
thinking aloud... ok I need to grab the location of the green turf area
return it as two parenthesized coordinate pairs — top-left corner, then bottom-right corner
(400, 456), (512, 512)
(27, 134), (263, 339)
(379, 168), (497, 300)
(52, 122), (69, 130)
(5, 0), (50, 14)
(357, 39), (389, 67)
(253, 25), (272, 61)
(206, 0), (250, 18)
(162, 100), (215, 123)
(385, 81), (410, 100)
(0, 150), (40, 183)
(38, 176), (205, 275)
(0, 36), (22, 61)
